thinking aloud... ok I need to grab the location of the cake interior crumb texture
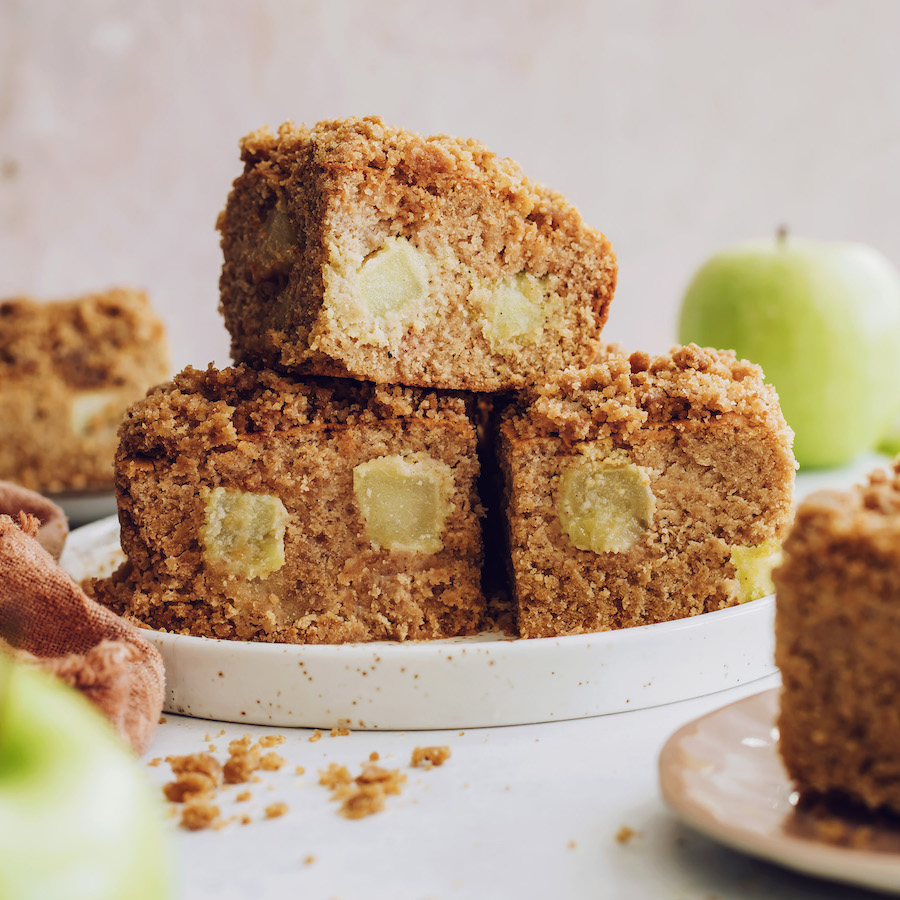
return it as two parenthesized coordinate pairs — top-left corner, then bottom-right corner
(775, 463), (900, 815)
(217, 116), (617, 392)
(0, 288), (170, 493)
(498, 344), (796, 638)
(89, 365), (485, 644)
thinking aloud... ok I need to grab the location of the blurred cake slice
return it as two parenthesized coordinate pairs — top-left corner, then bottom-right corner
(775, 464), (900, 814)
(217, 116), (617, 392)
(0, 288), (170, 494)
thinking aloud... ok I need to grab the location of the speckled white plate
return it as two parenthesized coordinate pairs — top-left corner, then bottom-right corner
(659, 688), (900, 895)
(62, 515), (777, 730)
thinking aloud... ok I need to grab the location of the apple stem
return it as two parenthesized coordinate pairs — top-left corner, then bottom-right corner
(776, 225), (789, 247)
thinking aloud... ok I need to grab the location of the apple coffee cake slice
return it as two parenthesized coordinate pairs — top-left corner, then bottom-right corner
(89, 365), (485, 644)
(217, 116), (617, 392)
(496, 344), (796, 638)
(0, 288), (170, 494)
(774, 464), (900, 814)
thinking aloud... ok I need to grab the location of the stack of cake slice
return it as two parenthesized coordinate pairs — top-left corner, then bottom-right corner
(91, 117), (795, 643)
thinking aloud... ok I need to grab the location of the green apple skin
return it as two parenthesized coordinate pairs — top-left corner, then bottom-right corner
(0, 655), (173, 900)
(678, 238), (900, 468)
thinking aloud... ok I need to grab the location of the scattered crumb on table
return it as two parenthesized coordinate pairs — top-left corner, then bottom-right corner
(411, 745), (451, 769)
(615, 825), (641, 844)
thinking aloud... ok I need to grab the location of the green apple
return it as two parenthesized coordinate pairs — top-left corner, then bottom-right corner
(0, 652), (172, 900)
(678, 234), (900, 468)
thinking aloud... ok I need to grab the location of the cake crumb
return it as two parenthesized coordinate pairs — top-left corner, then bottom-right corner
(330, 726), (351, 737)
(235, 791), (252, 802)
(260, 751), (286, 771)
(265, 802), (289, 819)
(163, 753), (223, 803)
(295, 765), (306, 775)
(338, 785), (388, 819)
(321, 761), (407, 819)
(258, 734), (286, 748)
(369, 751), (380, 762)
(303, 855), (316, 865)
(615, 825), (640, 844)
(180, 798), (220, 831)
(223, 741), (262, 784)
(411, 746), (451, 769)
(319, 763), (353, 789)
(309, 729), (323, 743)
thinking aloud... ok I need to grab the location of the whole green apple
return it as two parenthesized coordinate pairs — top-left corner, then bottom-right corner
(678, 234), (900, 468)
(0, 653), (172, 900)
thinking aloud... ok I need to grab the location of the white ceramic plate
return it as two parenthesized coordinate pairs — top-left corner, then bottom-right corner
(659, 688), (900, 894)
(62, 515), (777, 730)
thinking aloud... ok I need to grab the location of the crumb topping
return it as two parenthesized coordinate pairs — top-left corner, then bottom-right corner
(510, 344), (787, 444)
(121, 364), (472, 460)
(238, 116), (581, 234)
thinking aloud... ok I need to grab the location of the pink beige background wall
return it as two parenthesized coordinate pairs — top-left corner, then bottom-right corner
(1, 0), (897, 372)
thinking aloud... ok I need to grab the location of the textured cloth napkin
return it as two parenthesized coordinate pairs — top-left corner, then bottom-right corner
(0, 487), (165, 754)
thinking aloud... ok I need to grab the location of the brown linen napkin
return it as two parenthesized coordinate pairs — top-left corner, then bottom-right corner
(0, 480), (68, 559)
(0, 509), (165, 754)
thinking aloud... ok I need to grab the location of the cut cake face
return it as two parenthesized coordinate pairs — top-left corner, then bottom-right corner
(217, 116), (617, 392)
(0, 288), (170, 493)
(496, 344), (796, 638)
(91, 365), (485, 644)
(774, 465), (900, 814)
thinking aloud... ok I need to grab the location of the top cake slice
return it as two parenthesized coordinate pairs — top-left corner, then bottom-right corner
(217, 116), (617, 392)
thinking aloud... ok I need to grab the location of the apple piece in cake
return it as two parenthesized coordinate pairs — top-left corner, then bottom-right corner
(496, 344), (796, 638)
(89, 365), (485, 644)
(217, 116), (617, 392)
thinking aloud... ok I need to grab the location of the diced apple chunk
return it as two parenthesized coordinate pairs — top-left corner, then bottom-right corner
(480, 272), (549, 350)
(353, 453), (455, 553)
(730, 539), (781, 603)
(200, 487), (289, 580)
(559, 463), (654, 553)
(357, 238), (431, 320)
(70, 389), (122, 437)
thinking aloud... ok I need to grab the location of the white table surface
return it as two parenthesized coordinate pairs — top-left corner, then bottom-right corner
(145, 675), (890, 900)
(133, 454), (894, 900)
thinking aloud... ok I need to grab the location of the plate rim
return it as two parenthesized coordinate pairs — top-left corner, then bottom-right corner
(659, 687), (900, 893)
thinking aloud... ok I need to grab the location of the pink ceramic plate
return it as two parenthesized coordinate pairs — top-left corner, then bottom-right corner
(660, 688), (900, 894)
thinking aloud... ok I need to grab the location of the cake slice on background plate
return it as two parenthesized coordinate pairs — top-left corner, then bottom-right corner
(0, 288), (170, 494)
